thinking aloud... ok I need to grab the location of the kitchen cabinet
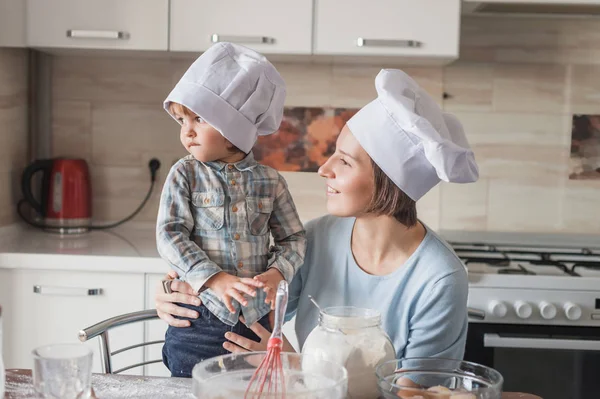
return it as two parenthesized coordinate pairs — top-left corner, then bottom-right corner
(1, 268), (146, 374)
(170, 0), (313, 54)
(26, 0), (169, 51)
(0, 0), (26, 47)
(314, 0), (461, 63)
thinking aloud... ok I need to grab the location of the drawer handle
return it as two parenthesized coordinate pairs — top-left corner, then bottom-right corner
(356, 38), (422, 48)
(33, 285), (103, 296)
(66, 30), (130, 40)
(211, 34), (275, 45)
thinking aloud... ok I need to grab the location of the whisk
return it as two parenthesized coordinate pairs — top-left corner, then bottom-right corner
(245, 280), (289, 399)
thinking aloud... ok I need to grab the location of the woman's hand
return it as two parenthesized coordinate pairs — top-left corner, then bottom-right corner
(223, 316), (296, 353)
(155, 270), (201, 327)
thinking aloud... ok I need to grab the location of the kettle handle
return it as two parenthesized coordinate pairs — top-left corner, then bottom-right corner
(21, 159), (53, 217)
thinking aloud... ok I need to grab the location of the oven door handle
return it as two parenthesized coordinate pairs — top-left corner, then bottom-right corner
(484, 333), (600, 351)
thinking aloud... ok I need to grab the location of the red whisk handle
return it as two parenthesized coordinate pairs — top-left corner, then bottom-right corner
(267, 337), (283, 350)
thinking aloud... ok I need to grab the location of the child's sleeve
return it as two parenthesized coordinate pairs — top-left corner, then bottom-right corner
(156, 163), (222, 293)
(266, 174), (307, 283)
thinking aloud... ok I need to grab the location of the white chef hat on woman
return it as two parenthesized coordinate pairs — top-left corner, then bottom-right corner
(164, 42), (286, 153)
(347, 69), (479, 201)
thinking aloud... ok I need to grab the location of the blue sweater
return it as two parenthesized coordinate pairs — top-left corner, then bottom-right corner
(286, 215), (468, 360)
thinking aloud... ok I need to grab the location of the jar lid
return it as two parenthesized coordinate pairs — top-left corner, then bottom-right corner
(319, 306), (381, 329)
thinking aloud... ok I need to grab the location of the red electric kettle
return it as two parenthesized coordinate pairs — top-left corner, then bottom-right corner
(20, 158), (92, 234)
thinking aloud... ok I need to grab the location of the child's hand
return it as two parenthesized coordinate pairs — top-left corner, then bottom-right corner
(253, 269), (285, 310)
(205, 272), (265, 313)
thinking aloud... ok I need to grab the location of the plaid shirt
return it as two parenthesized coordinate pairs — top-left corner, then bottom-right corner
(156, 152), (306, 326)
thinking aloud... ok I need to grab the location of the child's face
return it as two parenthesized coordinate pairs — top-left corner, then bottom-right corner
(171, 105), (241, 163)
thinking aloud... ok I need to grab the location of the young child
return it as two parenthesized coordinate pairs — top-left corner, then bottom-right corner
(156, 42), (306, 377)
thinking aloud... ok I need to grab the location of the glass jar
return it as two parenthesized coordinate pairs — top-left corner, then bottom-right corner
(302, 306), (395, 399)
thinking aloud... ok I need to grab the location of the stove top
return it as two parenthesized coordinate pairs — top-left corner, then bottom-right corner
(451, 242), (600, 277)
(450, 241), (600, 326)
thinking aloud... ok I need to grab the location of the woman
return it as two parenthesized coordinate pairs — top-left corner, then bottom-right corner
(155, 69), (479, 360)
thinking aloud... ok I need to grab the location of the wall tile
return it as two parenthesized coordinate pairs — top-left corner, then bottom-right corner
(487, 180), (564, 232)
(53, 55), (172, 103)
(91, 103), (182, 167)
(561, 181), (600, 234)
(460, 16), (600, 65)
(493, 64), (568, 113)
(439, 180), (489, 231)
(417, 185), (441, 231)
(280, 171), (327, 223)
(0, 48), (28, 227)
(52, 100), (92, 161)
(444, 62), (494, 112)
(570, 64), (600, 114)
(277, 62), (333, 107)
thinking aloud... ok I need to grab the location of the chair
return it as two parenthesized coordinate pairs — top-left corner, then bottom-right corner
(78, 309), (164, 374)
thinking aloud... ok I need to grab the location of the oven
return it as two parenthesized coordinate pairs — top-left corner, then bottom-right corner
(450, 239), (600, 399)
(465, 322), (600, 399)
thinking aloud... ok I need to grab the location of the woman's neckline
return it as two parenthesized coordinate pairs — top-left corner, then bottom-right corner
(346, 217), (430, 279)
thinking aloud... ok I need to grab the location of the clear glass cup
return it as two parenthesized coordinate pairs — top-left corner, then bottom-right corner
(376, 357), (504, 399)
(302, 306), (396, 399)
(32, 343), (93, 399)
(192, 352), (348, 399)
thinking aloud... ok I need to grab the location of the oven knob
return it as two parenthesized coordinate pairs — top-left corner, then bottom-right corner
(564, 302), (582, 321)
(514, 301), (533, 319)
(488, 300), (508, 318)
(539, 301), (557, 320)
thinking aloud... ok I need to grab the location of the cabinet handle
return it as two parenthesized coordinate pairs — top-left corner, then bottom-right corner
(356, 38), (422, 48)
(66, 30), (129, 40)
(211, 34), (275, 45)
(33, 285), (103, 296)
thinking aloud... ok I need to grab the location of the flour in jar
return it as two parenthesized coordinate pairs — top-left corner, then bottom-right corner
(302, 315), (396, 399)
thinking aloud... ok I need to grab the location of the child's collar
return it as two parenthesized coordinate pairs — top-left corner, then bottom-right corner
(204, 151), (257, 172)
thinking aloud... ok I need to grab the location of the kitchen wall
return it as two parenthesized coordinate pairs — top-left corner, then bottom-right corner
(50, 16), (600, 234)
(0, 48), (28, 226)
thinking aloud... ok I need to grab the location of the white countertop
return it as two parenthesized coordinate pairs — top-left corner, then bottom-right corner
(1, 221), (598, 275)
(0, 222), (166, 274)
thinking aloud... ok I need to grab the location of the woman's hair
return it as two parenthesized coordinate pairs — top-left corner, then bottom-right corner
(366, 159), (418, 227)
(169, 102), (244, 154)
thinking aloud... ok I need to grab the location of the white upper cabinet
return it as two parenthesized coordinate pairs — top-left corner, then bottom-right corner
(170, 0), (313, 54)
(0, 0), (26, 47)
(314, 0), (461, 63)
(26, 0), (169, 50)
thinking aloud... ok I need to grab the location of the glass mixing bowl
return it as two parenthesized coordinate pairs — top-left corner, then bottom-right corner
(192, 352), (348, 399)
(376, 358), (503, 399)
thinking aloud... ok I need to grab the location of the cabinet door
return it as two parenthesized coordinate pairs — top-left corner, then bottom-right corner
(0, 0), (26, 47)
(314, 0), (460, 61)
(0, 268), (13, 364)
(4, 269), (145, 375)
(144, 273), (170, 377)
(170, 0), (313, 54)
(26, 0), (169, 50)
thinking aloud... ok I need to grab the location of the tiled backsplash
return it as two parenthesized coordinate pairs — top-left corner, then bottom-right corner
(0, 49), (28, 226)
(50, 16), (600, 234)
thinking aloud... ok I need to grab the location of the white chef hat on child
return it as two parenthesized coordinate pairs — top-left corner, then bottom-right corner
(346, 69), (479, 201)
(164, 42), (286, 153)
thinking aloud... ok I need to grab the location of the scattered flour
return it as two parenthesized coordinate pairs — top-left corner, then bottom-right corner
(4, 370), (194, 399)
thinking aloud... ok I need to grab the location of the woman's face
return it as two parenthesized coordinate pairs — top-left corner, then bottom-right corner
(318, 125), (375, 217)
